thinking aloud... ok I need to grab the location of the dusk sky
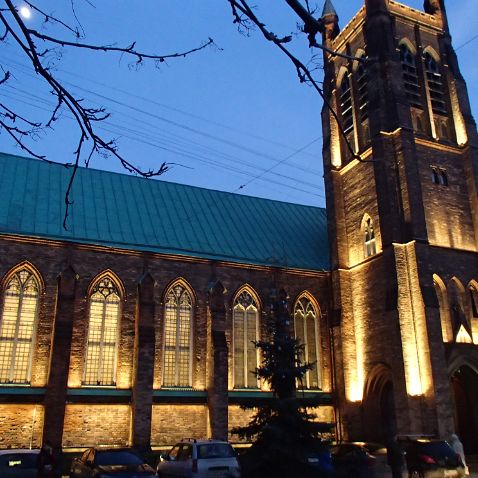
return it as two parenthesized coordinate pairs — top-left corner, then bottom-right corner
(1, 0), (477, 208)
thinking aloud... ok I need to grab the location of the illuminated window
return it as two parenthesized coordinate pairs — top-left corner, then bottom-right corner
(400, 43), (421, 108)
(162, 284), (193, 387)
(0, 269), (40, 384)
(424, 52), (447, 116)
(83, 276), (121, 386)
(356, 56), (369, 122)
(339, 74), (354, 135)
(363, 216), (377, 258)
(294, 296), (320, 389)
(233, 290), (259, 389)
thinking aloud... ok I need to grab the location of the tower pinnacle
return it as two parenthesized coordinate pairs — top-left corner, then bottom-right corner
(321, 0), (337, 18)
(321, 0), (339, 41)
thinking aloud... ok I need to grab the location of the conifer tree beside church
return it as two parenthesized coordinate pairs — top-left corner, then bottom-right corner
(235, 289), (331, 478)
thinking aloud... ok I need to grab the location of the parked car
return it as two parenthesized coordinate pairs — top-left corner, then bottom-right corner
(0, 449), (39, 478)
(330, 443), (377, 478)
(157, 439), (241, 478)
(69, 448), (156, 478)
(402, 439), (466, 478)
(303, 448), (335, 477)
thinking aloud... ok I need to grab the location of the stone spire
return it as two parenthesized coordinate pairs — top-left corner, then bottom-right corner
(321, 0), (337, 18)
(321, 0), (339, 41)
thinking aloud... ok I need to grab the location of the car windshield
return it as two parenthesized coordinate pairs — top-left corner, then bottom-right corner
(96, 451), (143, 466)
(420, 442), (458, 461)
(197, 444), (235, 459)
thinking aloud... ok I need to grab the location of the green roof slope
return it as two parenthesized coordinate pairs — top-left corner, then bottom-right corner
(0, 153), (330, 271)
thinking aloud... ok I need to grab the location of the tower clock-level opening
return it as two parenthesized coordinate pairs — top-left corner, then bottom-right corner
(451, 366), (478, 454)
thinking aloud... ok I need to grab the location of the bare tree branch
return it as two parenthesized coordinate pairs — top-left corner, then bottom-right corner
(227, 0), (373, 163)
(24, 1), (82, 37)
(0, 0), (215, 228)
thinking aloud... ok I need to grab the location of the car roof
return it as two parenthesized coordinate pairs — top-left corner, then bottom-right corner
(0, 449), (40, 455)
(93, 448), (138, 452)
(179, 439), (231, 445)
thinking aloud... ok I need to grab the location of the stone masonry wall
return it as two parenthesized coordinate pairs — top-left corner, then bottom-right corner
(0, 404), (44, 448)
(62, 404), (131, 447)
(151, 405), (208, 445)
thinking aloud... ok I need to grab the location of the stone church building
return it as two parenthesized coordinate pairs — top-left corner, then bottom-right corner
(0, 0), (477, 453)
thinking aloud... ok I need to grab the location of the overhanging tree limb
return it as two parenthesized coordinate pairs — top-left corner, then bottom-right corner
(228, 0), (372, 163)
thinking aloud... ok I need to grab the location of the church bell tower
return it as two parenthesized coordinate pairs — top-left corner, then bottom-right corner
(321, 0), (478, 449)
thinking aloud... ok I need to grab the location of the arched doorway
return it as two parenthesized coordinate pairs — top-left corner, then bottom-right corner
(451, 366), (478, 454)
(362, 365), (397, 444)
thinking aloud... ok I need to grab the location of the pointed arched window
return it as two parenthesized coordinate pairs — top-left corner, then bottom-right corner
(233, 289), (259, 389)
(0, 268), (40, 384)
(424, 52), (447, 115)
(339, 74), (354, 135)
(356, 56), (369, 122)
(399, 43), (421, 108)
(162, 283), (193, 387)
(363, 216), (377, 258)
(470, 286), (478, 319)
(294, 296), (320, 389)
(83, 275), (121, 386)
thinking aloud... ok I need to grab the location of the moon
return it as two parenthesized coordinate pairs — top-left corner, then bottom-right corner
(19, 6), (31, 19)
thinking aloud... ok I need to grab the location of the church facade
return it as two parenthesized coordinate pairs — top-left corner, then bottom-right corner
(0, 0), (477, 453)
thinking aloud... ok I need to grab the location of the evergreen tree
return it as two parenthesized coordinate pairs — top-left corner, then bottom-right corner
(234, 289), (331, 478)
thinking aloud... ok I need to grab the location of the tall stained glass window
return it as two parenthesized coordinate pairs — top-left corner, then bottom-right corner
(163, 284), (193, 387)
(294, 296), (320, 389)
(83, 276), (121, 386)
(233, 290), (259, 389)
(0, 269), (40, 384)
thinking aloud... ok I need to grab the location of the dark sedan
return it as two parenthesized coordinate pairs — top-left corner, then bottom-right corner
(70, 448), (156, 478)
(330, 443), (377, 478)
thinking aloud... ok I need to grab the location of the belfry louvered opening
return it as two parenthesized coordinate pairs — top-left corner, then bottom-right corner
(400, 44), (421, 108)
(339, 74), (354, 135)
(424, 52), (447, 115)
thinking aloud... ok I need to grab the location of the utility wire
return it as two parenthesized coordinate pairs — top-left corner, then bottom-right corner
(456, 33), (478, 51)
(2, 83), (324, 192)
(0, 88), (326, 199)
(0, 53), (323, 176)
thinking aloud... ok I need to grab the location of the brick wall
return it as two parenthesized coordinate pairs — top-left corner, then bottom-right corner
(0, 235), (332, 449)
(151, 405), (208, 445)
(0, 404), (44, 448)
(228, 405), (255, 442)
(62, 404), (131, 447)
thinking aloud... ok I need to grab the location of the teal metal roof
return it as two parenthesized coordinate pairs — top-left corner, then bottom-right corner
(0, 153), (330, 271)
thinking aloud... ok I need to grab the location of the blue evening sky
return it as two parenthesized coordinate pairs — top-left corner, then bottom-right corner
(0, 1), (477, 208)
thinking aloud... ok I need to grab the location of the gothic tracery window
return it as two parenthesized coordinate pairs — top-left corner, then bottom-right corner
(0, 268), (40, 384)
(363, 216), (377, 258)
(424, 52), (447, 116)
(233, 289), (259, 389)
(400, 43), (421, 108)
(83, 276), (121, 386)
(294, 296), (320, 389)
(162, 283), (193, 387)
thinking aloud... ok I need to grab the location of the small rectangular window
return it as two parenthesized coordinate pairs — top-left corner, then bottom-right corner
(430, 166), (448, 186)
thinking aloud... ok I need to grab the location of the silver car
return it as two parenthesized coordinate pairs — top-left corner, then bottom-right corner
(157, 439), (241, 478)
